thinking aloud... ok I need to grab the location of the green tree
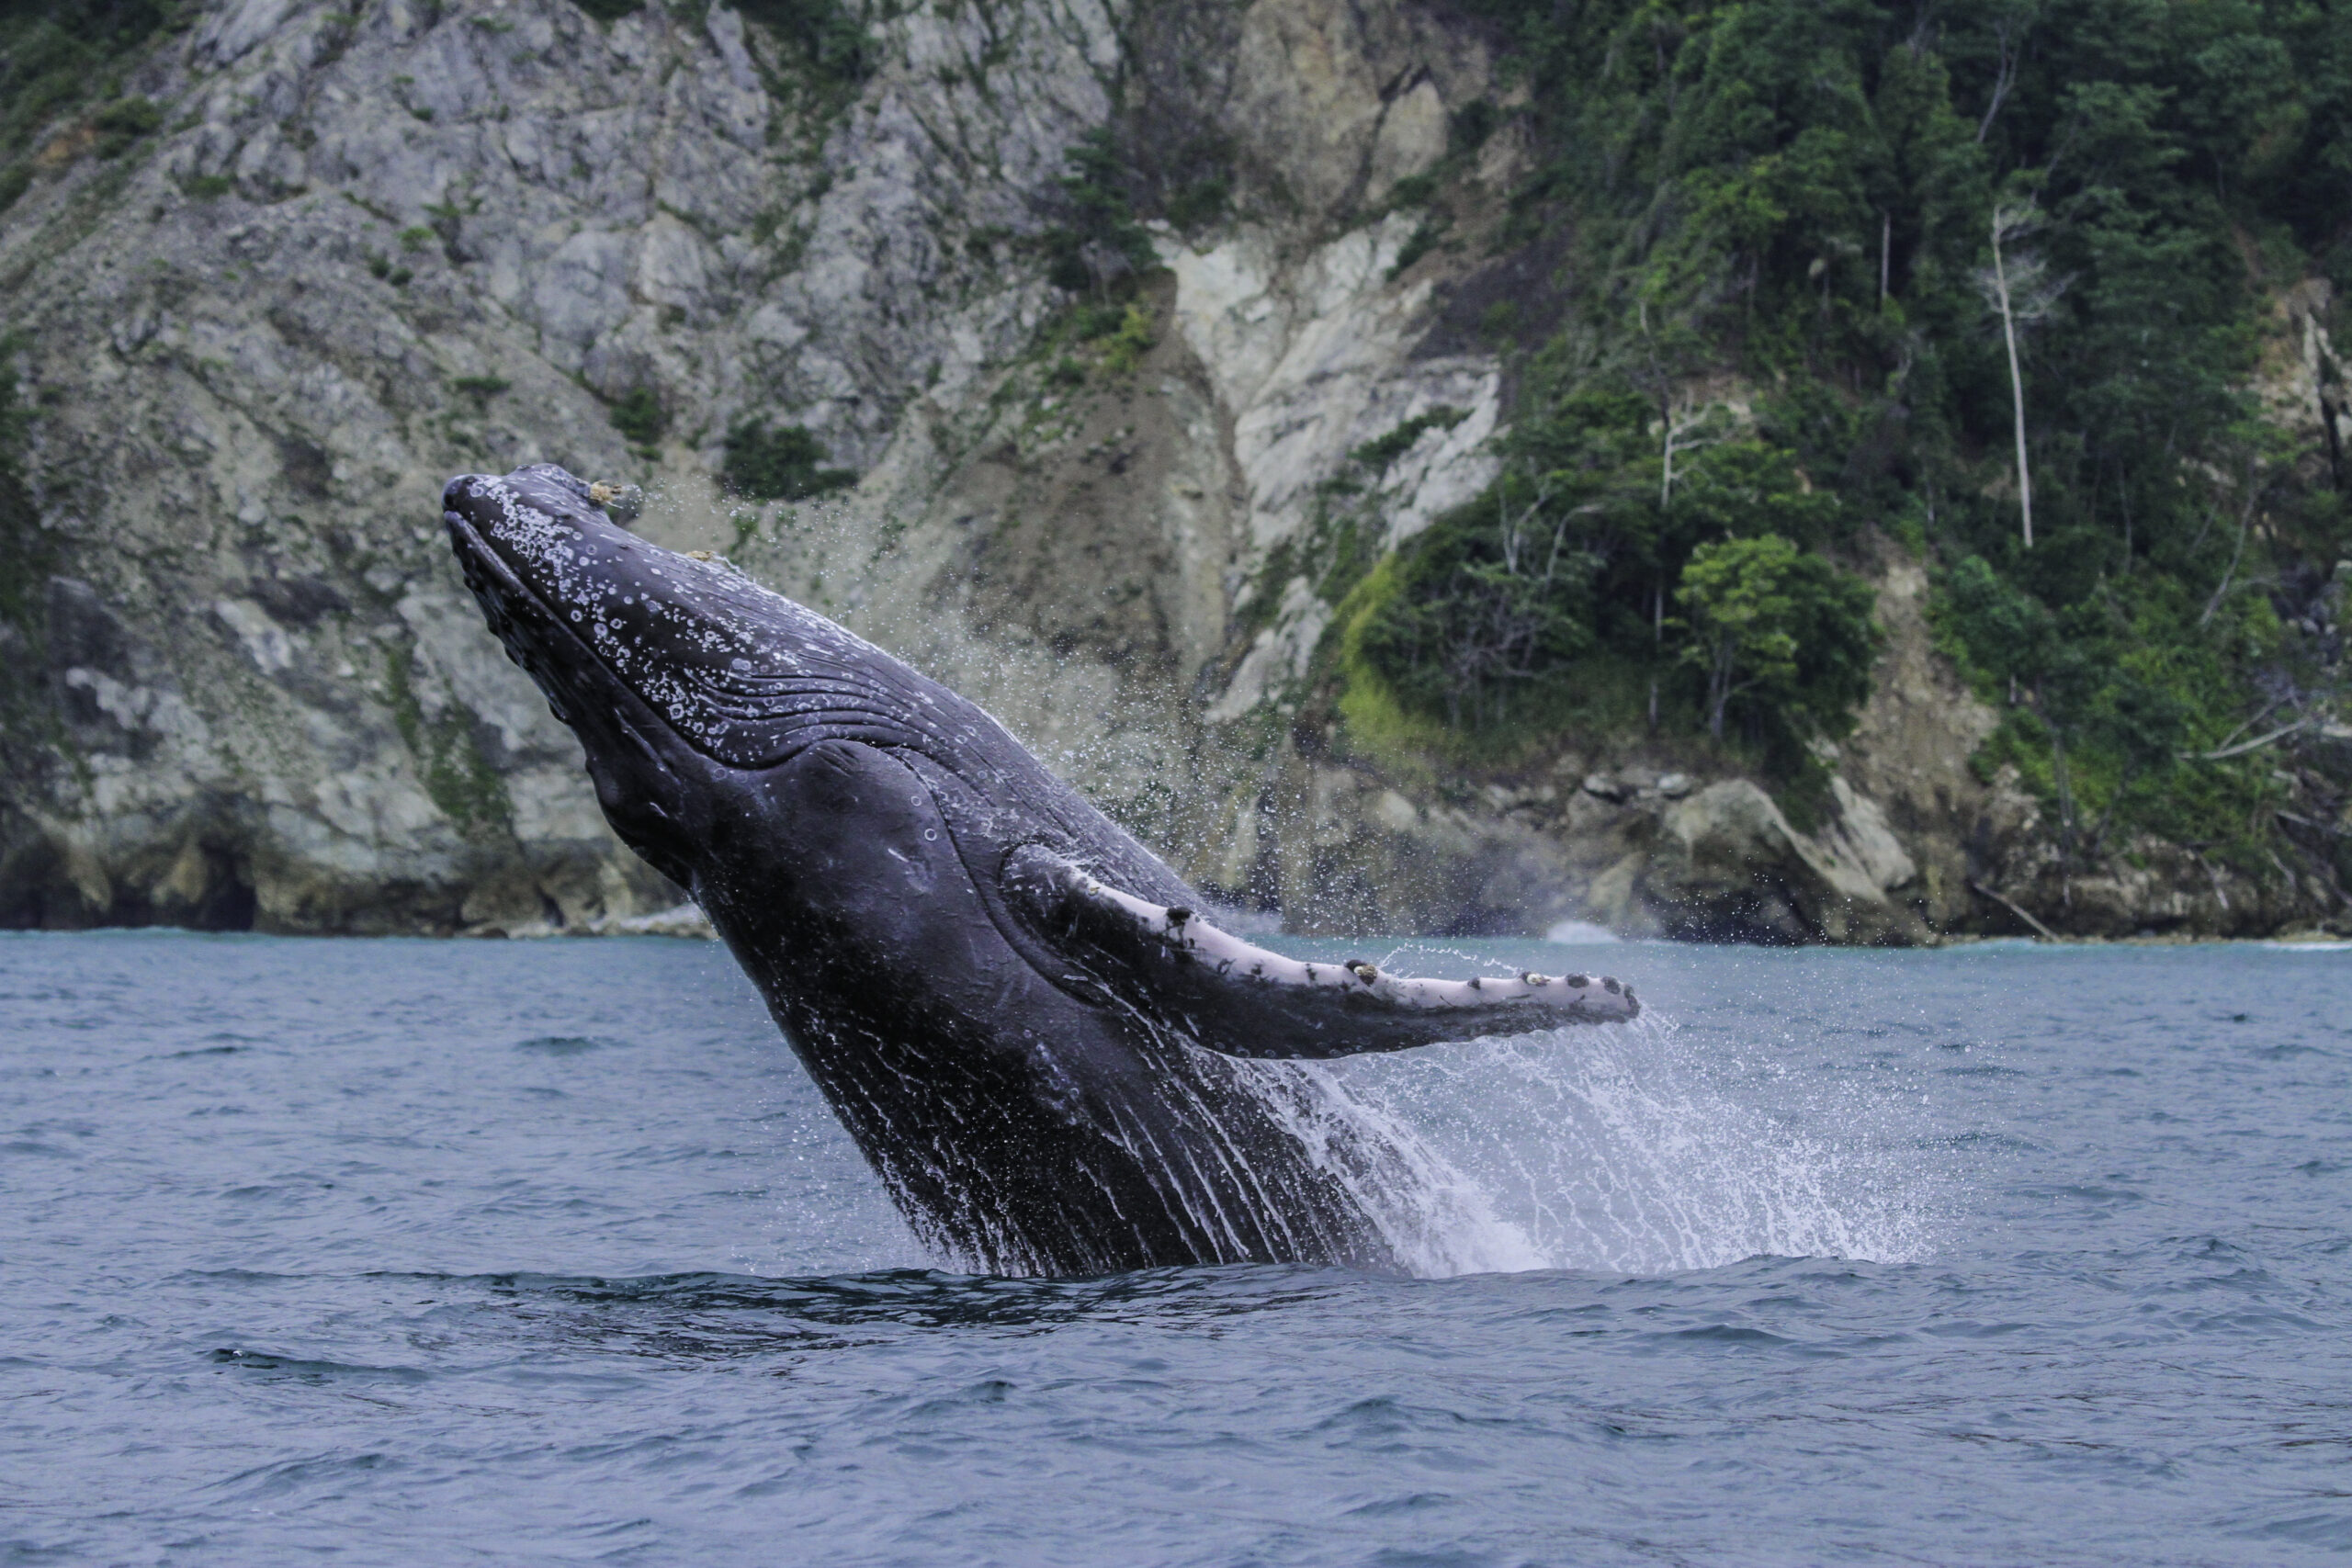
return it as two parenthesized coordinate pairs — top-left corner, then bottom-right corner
(1939, 555), (2193, 861)
(1357, 493), (1601, 729)
(1675, 534), (1879, 742)
(1044, 133), (1155, 297)
(1296, 0), (2343, 884)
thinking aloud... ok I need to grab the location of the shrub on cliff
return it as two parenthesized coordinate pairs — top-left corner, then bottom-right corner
(1043, 133), (1156, 297)
(733, 0), (874, 85)
(1675, 535), (1879, 745)
(1356, 500), (1601, 730)
(1, 0), (179, 195)
(723, 420), (855, 502)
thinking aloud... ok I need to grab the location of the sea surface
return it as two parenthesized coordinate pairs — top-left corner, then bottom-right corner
(4, 931), (2347, 1566)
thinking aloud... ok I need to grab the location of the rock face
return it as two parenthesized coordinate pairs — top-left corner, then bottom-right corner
(0, 0), (2340, 941)
(1, 0), (1124, 931)
(1250, 754), (1934, 947)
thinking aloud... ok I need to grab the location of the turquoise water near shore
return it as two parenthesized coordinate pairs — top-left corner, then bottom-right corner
(4, 931), (2347, 1565)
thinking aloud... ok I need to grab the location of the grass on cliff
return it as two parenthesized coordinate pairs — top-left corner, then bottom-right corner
(382, 645), (514, 836)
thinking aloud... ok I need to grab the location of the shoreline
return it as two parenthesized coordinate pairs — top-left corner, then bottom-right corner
(5, 917), (2344, 949)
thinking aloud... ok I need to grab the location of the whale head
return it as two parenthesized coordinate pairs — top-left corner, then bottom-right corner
(441, 463), (916, 886)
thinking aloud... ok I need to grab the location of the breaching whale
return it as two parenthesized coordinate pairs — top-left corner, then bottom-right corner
(444, 463), (1639, 1275)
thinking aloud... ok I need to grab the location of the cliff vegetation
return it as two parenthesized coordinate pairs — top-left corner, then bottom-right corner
(1189, 0), (2352, 930)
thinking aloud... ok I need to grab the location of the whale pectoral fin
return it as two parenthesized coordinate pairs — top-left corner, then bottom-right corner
(1002, 846), (1639, 1058)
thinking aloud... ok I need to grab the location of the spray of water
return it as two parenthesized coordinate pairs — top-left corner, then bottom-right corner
(1242, 1009), (1940, 1278)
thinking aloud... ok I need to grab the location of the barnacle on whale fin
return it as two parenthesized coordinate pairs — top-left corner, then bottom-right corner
(585, 481), (644, 523)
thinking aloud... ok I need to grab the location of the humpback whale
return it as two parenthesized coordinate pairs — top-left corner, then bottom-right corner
(444, 463), (1639, 1275)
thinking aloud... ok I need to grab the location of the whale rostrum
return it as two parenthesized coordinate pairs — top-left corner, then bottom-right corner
(444, 463), (1639, 1276)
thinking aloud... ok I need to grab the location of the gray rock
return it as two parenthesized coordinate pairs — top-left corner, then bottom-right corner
(1645, 781), (1928, 946)
(0, 0), (1127, 931)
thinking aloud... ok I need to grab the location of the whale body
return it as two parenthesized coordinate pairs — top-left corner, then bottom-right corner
(443, 463), (1639, 1275)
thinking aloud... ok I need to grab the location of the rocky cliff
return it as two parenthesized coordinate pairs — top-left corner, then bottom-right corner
(1, 0), (2345, 941)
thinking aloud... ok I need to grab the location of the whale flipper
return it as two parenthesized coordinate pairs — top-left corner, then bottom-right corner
(1003, 847), (1638, 1058)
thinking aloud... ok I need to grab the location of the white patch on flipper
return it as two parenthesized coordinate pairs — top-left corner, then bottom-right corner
(1069, 871), (1640, 1022)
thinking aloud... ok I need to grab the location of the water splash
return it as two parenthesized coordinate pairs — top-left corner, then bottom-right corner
(1247, 1011), (1940, 1279)
(1233, 1057), (1547, 1277)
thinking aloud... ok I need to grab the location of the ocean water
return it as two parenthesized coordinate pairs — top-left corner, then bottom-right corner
(3, 931), (2347, 1566)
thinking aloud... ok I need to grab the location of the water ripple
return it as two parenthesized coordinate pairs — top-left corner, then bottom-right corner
(4, 933), (2349, 1565)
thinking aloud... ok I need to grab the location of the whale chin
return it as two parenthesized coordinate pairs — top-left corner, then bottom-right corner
(444, 465), (933, 773)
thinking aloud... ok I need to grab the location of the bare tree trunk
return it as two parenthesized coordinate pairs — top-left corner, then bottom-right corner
(1707, 644), (1735, 739)
(1991, 213), (2034, 548)
(2188, 717), (2310, 761)
(1660, 408), (1677, 511)
(2199, 481), (2259, 627)
(1659, 400), (1721, 519)
(2051, 727), (2075, 854)
(1879, 209), (1891, 305)
(1977, 23), (2020, 143)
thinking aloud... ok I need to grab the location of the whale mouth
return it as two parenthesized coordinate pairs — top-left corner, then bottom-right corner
(445, 503), (590, 727)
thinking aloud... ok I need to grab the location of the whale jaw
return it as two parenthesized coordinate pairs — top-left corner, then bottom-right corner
(441, 466), (723, 883)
